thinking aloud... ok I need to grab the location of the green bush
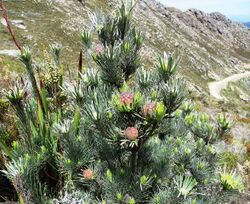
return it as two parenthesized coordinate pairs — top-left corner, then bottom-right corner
(0, 1), (242, 203)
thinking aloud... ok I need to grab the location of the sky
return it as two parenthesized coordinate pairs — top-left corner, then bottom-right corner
(159, 0), (250, 22)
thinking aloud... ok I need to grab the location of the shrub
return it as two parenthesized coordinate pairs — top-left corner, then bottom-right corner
(220, 166), (244, 191)
(0, 1), (242, 203)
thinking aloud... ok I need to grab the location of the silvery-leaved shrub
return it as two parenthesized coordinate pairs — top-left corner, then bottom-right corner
(0, 1), (243, 203)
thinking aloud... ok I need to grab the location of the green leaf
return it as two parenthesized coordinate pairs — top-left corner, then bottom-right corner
(106, 169), (113, 182)
(0, 139), (13, 159)
(38, 99), (44, 126)
(40, 80), (48, 115)
(156, 102), (166, 121)
(73, 107), (80, 135)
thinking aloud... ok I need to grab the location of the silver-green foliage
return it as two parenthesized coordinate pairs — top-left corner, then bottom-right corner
(0, 1), (242, 203)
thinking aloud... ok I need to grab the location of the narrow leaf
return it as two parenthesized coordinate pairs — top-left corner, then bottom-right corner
(73, 106), (80, 135)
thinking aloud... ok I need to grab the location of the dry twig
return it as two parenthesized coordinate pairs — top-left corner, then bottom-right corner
(0, 0), (22, 51)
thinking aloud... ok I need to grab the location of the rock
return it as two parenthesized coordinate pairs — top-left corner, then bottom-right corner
(11, 20), (26, 30)
(240, 94), (250, 102)
(1, 18), (26, 30)
(0, 18), (7, 27)
(0, 50), (20, 57)
(174, 42), (179, 47)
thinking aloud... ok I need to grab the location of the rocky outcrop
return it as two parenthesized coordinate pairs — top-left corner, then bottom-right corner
(144, 0), (250, 50)
(131, 0), (250, 86)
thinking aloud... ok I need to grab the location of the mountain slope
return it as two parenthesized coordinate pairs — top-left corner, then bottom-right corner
(0, 0), (250, 93)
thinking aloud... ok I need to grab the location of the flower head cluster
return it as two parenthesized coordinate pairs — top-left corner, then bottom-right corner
(143, 102), (156, 117)
(113, 91), (142, 112)
(120, 92), (134, 106)
(125, 127), (139, 141)
(142, 102), (166, 121)
(83, 169), (94, 180)
(95, 44), (104, 54)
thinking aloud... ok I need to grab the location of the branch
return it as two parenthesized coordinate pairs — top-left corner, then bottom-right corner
(78, 50), (83, 84)
(0, 0), (22, 51)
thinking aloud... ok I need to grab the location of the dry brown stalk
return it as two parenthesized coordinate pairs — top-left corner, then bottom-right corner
(0, 0), (22, 51)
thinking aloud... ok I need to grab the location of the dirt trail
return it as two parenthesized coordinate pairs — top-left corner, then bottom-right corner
(208, 64), (250, 100)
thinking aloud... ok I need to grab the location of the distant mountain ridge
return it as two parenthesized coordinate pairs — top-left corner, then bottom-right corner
(244, 22), (250, 28)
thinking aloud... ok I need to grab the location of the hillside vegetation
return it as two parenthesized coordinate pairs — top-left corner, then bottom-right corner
(1, 0), (250, 91)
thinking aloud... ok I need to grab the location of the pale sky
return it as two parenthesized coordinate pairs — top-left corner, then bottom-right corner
(159, 0), (250, 22)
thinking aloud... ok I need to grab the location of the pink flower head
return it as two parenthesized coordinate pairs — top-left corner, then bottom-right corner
(125, 127), (139, 140)
(83, 169), (94, 180)
(95, 44), (104, 54)
(143, 102), (156, 117)
(120, 92), (134, 106)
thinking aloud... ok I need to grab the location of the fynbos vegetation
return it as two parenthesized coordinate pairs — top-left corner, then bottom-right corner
(0, 1), (244, 203)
